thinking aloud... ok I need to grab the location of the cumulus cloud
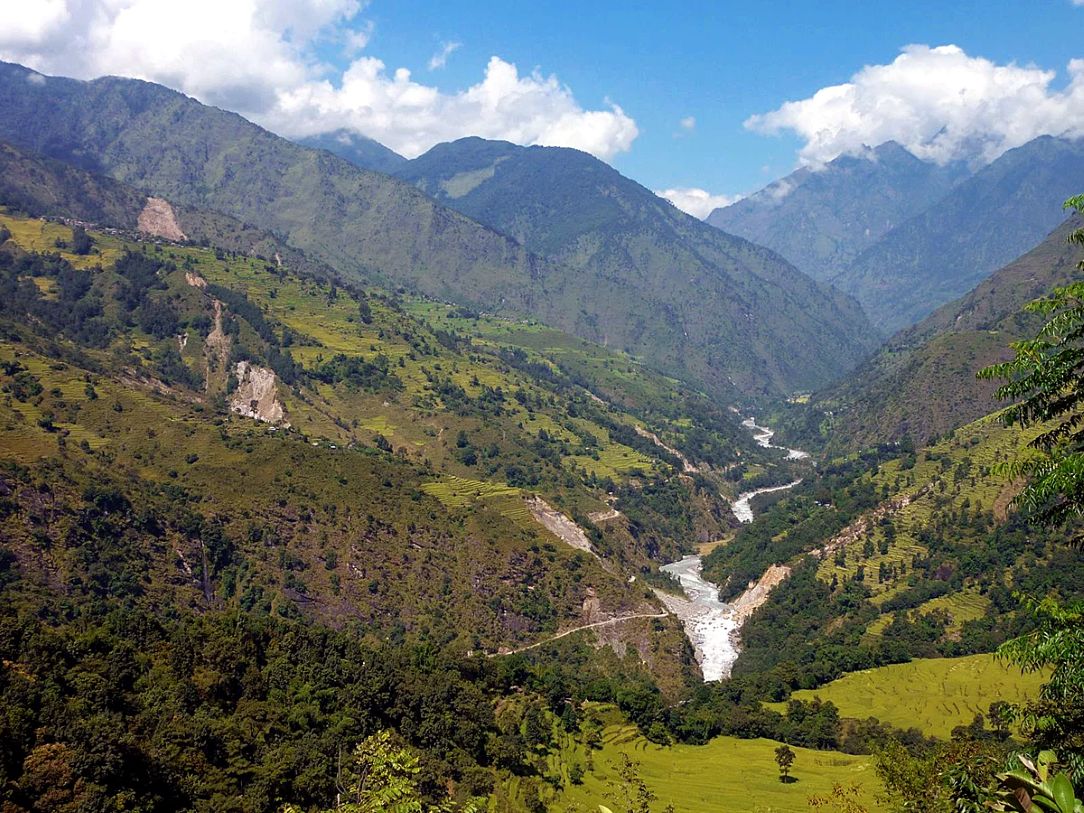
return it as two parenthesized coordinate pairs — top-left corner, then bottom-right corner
(0, 0), (639, 161)
(746, 44), (1084, 166)
(655, 187), (741, 219)
(680, 115), (696, 130)
(428, 40), (460, 70)
(272, 55), (638, 158)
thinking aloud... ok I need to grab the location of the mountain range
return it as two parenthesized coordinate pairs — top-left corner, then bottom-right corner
(2, 52), (1084, 813)
(707, 141), (968, 283)
(813, 216), (1083, 450)
(0, 62), (876, 399)
(709, 135), (1084, 334)
(297, 128), (407, 175)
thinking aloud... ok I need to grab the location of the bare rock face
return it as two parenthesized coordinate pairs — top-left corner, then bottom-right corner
(230, 361), (288, 425)
(137, 196), (187, 241)
(730, 564), (791, 624)
(184, 270), (207, 289)
(525, 496), (596, 556)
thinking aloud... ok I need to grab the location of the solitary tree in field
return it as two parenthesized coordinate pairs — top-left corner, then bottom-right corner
(775, 744), (796, 783)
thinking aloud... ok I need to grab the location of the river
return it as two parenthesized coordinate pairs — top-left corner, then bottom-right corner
(659, 415), (807, 681)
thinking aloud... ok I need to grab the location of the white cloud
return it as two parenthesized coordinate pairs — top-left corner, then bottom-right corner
(655, 187), (741, 219)
(679, 115), (696, 130)
(273, 55), (638, 159)
(428, 40), (460, 71)
(746, 44), (1084, 166)
(0, 0), (638, 161)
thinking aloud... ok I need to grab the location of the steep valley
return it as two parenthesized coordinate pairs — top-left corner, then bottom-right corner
(0, 50), (1082, 813)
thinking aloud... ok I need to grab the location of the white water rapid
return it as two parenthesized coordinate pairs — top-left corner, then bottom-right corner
(658, 555), (742, 681)
(659, 415), (808, 681)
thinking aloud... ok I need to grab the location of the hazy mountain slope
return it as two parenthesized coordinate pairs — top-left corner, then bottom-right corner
(815, 218), (1081, 450)
(296, 128), (407, 174)
(706, 142), (968, 281)
(833, 135), (1084, 332)
(0, 140), (341, 282)
(393, 137), (880, 394)
(0, 63), (876, 398)
(0, 62), (550, 314)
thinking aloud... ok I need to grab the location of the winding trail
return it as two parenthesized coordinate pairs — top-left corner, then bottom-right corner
(489, 612), (669, 656)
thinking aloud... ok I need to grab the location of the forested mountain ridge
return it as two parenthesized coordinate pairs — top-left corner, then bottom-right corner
(0, 141), (340, 284)
(710, 134), (1084, 334)
(706, 413), (1084, 690)
(390, 135), (881, 395)
(805, 217), (1082, 451)
(707, 141), (968, 282)
(0, 139), (912, 813)
(0, 62), (877, 399)
(1, 54), (1077, 813)
(0, 199), (761, 644)
(832, 135), (1084, 332)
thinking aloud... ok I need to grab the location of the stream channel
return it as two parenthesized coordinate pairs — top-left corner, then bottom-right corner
(658, 416), (808, 681)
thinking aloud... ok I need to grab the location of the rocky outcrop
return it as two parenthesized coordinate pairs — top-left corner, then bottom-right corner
(184, 270), (207, 289)
(730, 564), (791, 624)
(137, 196), (187, 241)
(230, 361), (288, 425)
(525, 496), (596, 556)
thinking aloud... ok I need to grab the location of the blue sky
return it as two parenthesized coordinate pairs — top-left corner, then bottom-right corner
(352, 1), (1084, 197)
(5, 1), (1084, 215)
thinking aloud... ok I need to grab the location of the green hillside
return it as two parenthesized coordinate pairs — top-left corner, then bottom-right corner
(0, 194), (786, 668)
(547, 713), (879, 813)
(810, 217), (1082, 451)
(0, 63), (876, 399)
(774, 655), (1045, 739)
(391, 136), (881, 396)
(703, 411), (1084, 697)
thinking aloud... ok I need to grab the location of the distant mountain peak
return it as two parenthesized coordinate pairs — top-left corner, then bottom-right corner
(706, 140), (968, 281)
(296, 128), (406, 175)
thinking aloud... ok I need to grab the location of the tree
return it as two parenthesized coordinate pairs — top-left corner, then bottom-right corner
(979, 194), (1084, 783)
(71, 225), (93, 255)
(609, 754), (656, 813)
(774, 744), (795, 783)
(808, 783), (870, 812)
(977, 196), (1084, 543)
(990, 750), (1084, 813)
(281, 730), (483, 813)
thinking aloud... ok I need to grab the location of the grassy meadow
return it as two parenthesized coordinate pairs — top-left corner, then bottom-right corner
(773, 654), (1045, 739)
(545, 720), (879, 813)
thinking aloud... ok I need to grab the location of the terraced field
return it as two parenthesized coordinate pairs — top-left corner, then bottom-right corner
(421, 475), (520, 507)
(0, 212), (126, 269)
(547, 718), (878, 813)
(817, 415), (1040, 602)
(778, 654), (1045, 738)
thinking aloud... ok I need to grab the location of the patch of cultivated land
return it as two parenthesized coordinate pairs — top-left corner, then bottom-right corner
(777, 654), (1046, 739)
(548, 718), (878, 812)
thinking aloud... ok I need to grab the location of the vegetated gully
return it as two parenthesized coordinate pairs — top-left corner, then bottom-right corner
(658, 417), (809, 681)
